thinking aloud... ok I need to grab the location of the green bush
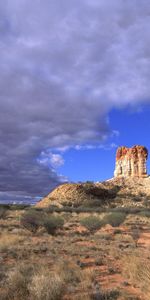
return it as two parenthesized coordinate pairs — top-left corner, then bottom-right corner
(80, 216), (103, 231)
(43, 215), (64, 235)
(102, 212), (126, 227)
(138, 210), (150, 218)
(20, 210), (43, 233)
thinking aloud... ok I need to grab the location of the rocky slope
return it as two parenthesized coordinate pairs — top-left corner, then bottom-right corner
(36, 177), (150, 208)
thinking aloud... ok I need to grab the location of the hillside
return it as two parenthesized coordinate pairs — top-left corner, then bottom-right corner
(36, 176), (150, 208)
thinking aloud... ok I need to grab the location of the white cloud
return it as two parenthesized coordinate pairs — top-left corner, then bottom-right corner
(50, 154), (64, 168)
(74, 143), (118, 151)
(38, 152), (64, 168)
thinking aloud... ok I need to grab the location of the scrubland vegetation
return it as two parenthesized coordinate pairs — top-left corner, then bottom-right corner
(1, 204), (150, 299)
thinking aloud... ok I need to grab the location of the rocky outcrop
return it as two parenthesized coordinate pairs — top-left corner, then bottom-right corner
(36, 176), (150, 209)
(114, 145), (148, 178)
(36, 182), (119, 208)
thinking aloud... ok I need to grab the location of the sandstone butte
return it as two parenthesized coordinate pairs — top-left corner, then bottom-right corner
(36, 145), (150, 208)
(114, 145), (148, 178)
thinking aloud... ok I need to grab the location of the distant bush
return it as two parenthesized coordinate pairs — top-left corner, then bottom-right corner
(96, 232), (112, 240)
(138, 210), (150, 218)
(43, 215), (64, 235)
(82, 199), (102, 208)
(92, 289), (120, 300)
(132, 196), (142, 202)
(20, 210), (43, 233)
(10, 204), (30, 210)
(85, 180), (94, 184)
(111, 207), (140, 214)
(45, 205), (61, 213)
(102, 212), (126, 227)
(80, 216), (103, 231)
(0, 207), (7, 219)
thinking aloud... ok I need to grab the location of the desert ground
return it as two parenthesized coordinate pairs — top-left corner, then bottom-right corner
(1, 201), (150, 300)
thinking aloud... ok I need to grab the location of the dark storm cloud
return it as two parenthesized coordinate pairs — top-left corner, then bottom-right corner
(0, 0), (150, 200)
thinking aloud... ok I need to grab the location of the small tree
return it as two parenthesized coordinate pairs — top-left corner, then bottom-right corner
(20, 210), (43, 233)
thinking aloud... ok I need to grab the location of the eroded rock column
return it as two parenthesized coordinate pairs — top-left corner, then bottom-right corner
(114, 145), (148, 178)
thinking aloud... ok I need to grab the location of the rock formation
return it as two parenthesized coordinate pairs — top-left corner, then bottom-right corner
(114, 145), (148, 178)
(36, 182), (118, 208)
(36, 145), (150, 209)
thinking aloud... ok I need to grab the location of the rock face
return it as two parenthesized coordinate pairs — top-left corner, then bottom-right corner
(114, 145), (148, 178)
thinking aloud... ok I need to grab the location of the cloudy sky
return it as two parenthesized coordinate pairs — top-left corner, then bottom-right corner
(1, 0), (150, 203)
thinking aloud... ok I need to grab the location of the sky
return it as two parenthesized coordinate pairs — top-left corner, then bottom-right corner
(1, 0), (150, 203)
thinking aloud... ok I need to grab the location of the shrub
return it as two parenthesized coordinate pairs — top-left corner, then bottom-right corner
(10, 204), (29, 210)
(130, 225), (140, 247)
(56, 260), (94, 293)
(29, 272), (65, 300)
(103, 212), (126, 227)
(2, 264), (65, 300)
(132, 195), (142, 202)
(82, 199), (102, 208)
(0, 234), (23, 252)
(0, 207), (7, 219)
(20, 210), (43, 233)
(1, 264), (36, 300)
(114, 229), (122, 234)
(56, 261), (81, 285)
(138, 210), (150, 218)
(91, 289), (119, 299)
(43, 215), (64, 234)
(95, 258), (104, 266)
(96, 232), (112, 240)
(80, 216), (103, 231)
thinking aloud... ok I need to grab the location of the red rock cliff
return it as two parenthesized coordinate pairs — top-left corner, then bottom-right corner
(114, 145), (148, 178)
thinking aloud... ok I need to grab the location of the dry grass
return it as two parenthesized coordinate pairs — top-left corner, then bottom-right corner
(114, 233), (134, 244)
(29, 270), (65, 300)
(1, 263), (65, 300)
(0, 207), (149, 300)
(0, 233), (24, 251)
(122, 251), (150, 299)
(1, 263), (35, 300)
(55, 260), (94, 286)
(1, 259), (95, 300)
